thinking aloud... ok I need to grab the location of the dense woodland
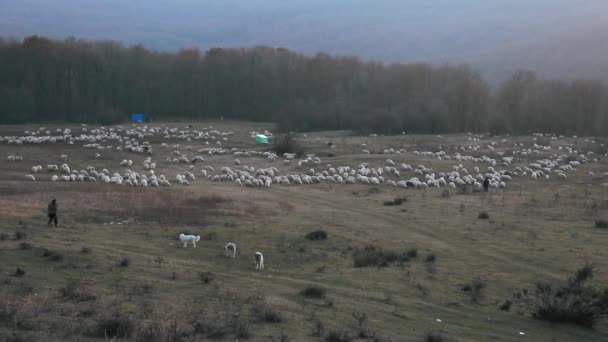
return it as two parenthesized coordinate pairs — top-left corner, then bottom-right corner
(1, 35), (607, 135)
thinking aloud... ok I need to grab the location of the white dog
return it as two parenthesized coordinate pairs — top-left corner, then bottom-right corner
(179, 233), (200, 248)
(254, 251), (264, 270)
(225, 242), (237, 258)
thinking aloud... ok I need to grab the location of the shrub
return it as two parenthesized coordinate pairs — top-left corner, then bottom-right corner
(15, 268), (25, 277)
(383, 197), (407, 206)
(462, 278), (485, 303)
(59, 280), (96, 302)
(595, 219), (608, 228)
(191, 313), (249, 340)
(306, 230), (328, 241)
(0, 233), (8, 241)
(478, 211), (490, 219)
(425, 254), (436, 263)
(406, 248), (418, 258)
(325, 330), (353, 342)
(91, 311), (135, 338)
(423, 331), (445, 342)
(14, 231), (26, 240)
(352, 245), (410, 268)
(300, 285), (326, 299)
(251, 302), (283, 323)
(198, 272), (215, 284)
(133, 320), (163, 342)
(118, 257), (130, 267)
(569, 263), (594, 287)
(499, 300), (512, 311)
(81, 247), (91, 254)
(18, 242), (32, 250)
(42, 249), (63, 262)
(394, 196), (407, 205)
(518, 264), (608, 328)
(273, 133), (303, 157)
(270, 330), (292, 342)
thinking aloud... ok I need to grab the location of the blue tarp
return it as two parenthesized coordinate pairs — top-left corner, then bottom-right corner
(130, 114), (144, 122)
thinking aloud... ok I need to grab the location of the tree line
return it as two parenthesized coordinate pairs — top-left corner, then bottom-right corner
(1, 35), (607, 135)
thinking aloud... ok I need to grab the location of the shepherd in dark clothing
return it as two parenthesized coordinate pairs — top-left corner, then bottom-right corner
(482, 177), (490, 192)
(47, 199), (58, 227)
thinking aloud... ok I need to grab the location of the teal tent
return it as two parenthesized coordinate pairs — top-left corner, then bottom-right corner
(255, 134), (269, 144)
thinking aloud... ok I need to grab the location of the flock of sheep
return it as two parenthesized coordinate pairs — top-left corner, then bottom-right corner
(2, 124), (607, 194)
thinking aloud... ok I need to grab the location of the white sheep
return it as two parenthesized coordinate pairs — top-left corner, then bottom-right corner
(24, 174), (36, 181)
(254, 252), (264, 270)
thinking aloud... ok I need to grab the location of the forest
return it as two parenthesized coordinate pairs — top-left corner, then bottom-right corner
(1, 35), (607, 135)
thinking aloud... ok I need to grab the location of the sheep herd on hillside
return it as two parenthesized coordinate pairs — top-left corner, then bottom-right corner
(1, 124), (607, 192)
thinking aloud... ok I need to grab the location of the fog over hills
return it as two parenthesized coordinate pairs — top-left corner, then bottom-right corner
(1, 0), (607, 83)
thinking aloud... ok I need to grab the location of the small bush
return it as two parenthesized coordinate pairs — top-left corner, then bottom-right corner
(325, 330), (353, 342)
(251, 302), (283, 323)
(42, 249), (63, 262)
(462, 278), (485, 303)
(595, 219), (608, 228)
(406, 248), (418, 258)
(134, 320), (163, 342)
(198, 272), (215, 284)
(15, 268), (25, 277)
(118, 257), (130, 267)
(499, 300), (512, 311)
(91, 311), (135, 338)
(59, 280), (97, 302)
(478, 211), (490, 219)
(270, 330), (292, 342)
(81, 247), (91, 254)
(519, 264), (608, 328)
(305, 230), (328, 241)
(18, 242), (32, 250)
(14, 231), (26, 240)
(273, 133), (304, 156)
(423, 331), (445, 342)
(383, 197), (407, 206)
(394, 196), (407, 205)
(569, 263), (594, 287)
(352, 245), (410, 268)
(425, 254), (436, 263)
(300, 285), (326, 299)
(310, 313), (324, 337)
(0, 233), (8, 241)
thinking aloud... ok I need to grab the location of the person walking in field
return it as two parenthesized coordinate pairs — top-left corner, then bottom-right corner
(482, 177), (490, 193)
(47, 199), (58, 227)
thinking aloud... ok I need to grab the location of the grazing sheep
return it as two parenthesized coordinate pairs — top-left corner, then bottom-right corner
(254, 252), (264, 270)
(24, 174), (36, 181)
(225, 242), (237, 258)
(179, 234), (201, 248)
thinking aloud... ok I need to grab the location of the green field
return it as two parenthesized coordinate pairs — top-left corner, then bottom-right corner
(1, 121), (607, 341)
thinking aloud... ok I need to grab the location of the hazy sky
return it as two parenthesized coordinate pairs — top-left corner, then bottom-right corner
(2, 0), (607, 81)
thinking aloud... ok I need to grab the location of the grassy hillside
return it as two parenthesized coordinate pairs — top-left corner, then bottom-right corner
(1, 121), (608, 341)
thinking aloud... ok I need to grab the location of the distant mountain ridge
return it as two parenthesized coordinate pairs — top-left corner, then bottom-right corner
(1, 0), (607, 84)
